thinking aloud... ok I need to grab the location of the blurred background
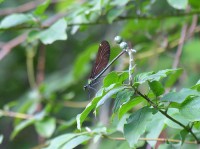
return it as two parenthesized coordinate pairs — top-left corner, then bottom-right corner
(0, 0), (200, 148)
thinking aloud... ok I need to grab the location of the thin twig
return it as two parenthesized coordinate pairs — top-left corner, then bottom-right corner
(36, 44), (46, 85)
(63, 101), (90, 108)
(104, 135), (197, 144)
(0, 0), (44, 16)
(0, 0), (63, 16)
(0, 33), (27, 61)
(187, 15), (198, 39)
(172, 24), (188, 68)
(0, 109), (33, 119)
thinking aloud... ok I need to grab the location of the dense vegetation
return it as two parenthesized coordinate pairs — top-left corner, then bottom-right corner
(0, 0), (200, 148)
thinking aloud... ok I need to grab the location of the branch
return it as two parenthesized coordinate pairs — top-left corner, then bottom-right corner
(104, 135), (197, 144)
(36, 44), (46, 85)
(0, 0), (63, 17)
(134, 88), (200, 144)
(0, 33), (27, 61)
(172, 24), (188, 68)
(117, 10), (200, 21)
(0, 109), (33, 119)
(63, 101), (90, 108)
(0, 0), (44, 16)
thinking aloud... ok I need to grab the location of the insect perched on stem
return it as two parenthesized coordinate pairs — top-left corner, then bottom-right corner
(84, 40), (110, 91)
(84, 40), (126, 94)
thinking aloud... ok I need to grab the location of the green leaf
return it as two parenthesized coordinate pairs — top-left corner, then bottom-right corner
(118, 96), (144, 119)
(180, 129), (188, 145)
(35, 117), (56, 138)
(0, 13), (34, 29)
(148, 81), (164, 96)
(11, 118), (36, 139)
(38, 18), (67, 44)
(34, 0), (50, 15)
(165, 69), (183, 88)
(118, 71), (129, 83)
(44, 133), (80, 149)
(161, 88), (200, 103)
(124, 107), (154, 147)
(111, 0), (130, 6)
(107, 8), (124, 23)
(134, 69), (182, 87)
(167, 0), (188, 10)
(103, 72), (119, 87)
(113, 89), (133, 113)
(189, 0), (200, 9)
(180, 96), (200, 121)
(76, 87), (105, 130)
(146, 112), (166, 148)
(191, 79), (200, 91)
(73, 43), (99, 80)
(61, 135), (91, 149)
(103, 71), (129, 87)
(96, 86), (127, 109)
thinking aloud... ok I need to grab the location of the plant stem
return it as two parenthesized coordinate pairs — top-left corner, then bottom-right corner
(133, 88), (200, 144)
(103, 135), (197, 144)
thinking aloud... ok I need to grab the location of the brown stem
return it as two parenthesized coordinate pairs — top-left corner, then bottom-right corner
(172, 24), (188, 69)
(104, 135), (197, 144)
(0, 33), (27, 60)
(0, 0), (63, 16)
(36, 44), (46, 85)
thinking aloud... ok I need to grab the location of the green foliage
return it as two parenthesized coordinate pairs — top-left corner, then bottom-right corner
(34, 0), (51, 15)
(161, 88), (200, 103)
(180, 96), (200, 121)
(1, 0), (200, 148)
(35, 117), (56, 138)
(124, 107), (155, 147)
(29, 19), (68, 44)
(0, 13), (34, 29)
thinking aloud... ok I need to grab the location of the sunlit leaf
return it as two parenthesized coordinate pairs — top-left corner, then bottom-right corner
(61, 135), (91, 149)
(167, 0), (188, 10)
(0, 13), (34, 29)
(161, 88), (200, 103)
(44, 133), (80, 149)
(38, 18), (67, 44)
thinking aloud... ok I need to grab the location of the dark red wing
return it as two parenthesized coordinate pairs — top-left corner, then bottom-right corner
(89, 40), (110, 79)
